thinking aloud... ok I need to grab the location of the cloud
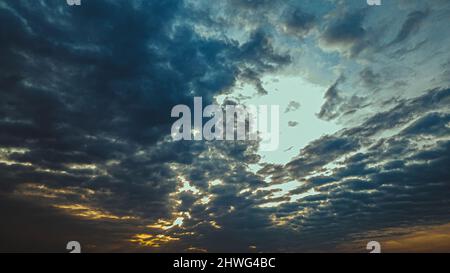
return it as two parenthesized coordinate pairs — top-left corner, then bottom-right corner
(359, 68), (382, 89)
(267, 87), (450, 251)
(288, 121), (299, 127)
(284, 101), (301, 113)
(236, 31), (292, 94)
(317, 76), (367, 121)
(322, 9), (366, 45)
(0, 0), (291, 251)
(281, 8), (316, 38)
(317, 77), (345, 121)
(0, 0), (449, 253)
(388, 10), (430, 46)
(286, 134), (361, 179)
(320, 9), (369, 57)
(346, 88), (450, 138)
(228, 0), (274, 10)
(401, 112), (450, 136)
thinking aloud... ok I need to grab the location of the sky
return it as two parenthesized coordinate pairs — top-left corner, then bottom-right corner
(0, 0), (449, 253)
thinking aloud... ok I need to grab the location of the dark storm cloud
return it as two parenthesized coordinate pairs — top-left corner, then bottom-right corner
(0, 1), (192, 224)
(0, 0), (292, 251)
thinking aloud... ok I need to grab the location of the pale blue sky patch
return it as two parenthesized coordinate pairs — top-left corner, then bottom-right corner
(217, 75), (341, 165)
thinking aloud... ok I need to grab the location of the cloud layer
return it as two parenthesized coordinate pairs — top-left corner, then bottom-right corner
(0, 0), (449, 252)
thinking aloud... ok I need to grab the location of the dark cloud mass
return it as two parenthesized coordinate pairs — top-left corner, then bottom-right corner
(320, 9), (370, 56)
(282, 8), (316, 37)
(322, 10), (367, 45)
(0, 0), (449, 253)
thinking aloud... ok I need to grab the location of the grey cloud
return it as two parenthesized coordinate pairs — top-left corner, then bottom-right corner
(359, 68), (382, 89)
(285, 101), (301, 113)
(401, 112), (450, 136)
(270, 87), (450, 251)
(229, 0), (274, 9)
(237, 31), (292, 95)
(282, 8), (316, 37)
(322, 9), (366, 44)
(346, 88), (450, 138)
(287, 134), (361, 179)
(320, 9), (370, 57)
(288, 121), (299, 127)
(0, 0), (292, 251)
(317, 77), (344, 121)
(317, 76), (367, 121)
(1, 0), (450, 253)
(389, 10), (430, 46)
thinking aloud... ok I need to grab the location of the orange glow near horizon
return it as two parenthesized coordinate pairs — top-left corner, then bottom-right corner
(130, 234), (180, 248)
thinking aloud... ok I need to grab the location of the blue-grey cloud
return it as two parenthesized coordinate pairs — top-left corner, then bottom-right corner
(1, 0), (449, 253)
(388, 10), (430, 46)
